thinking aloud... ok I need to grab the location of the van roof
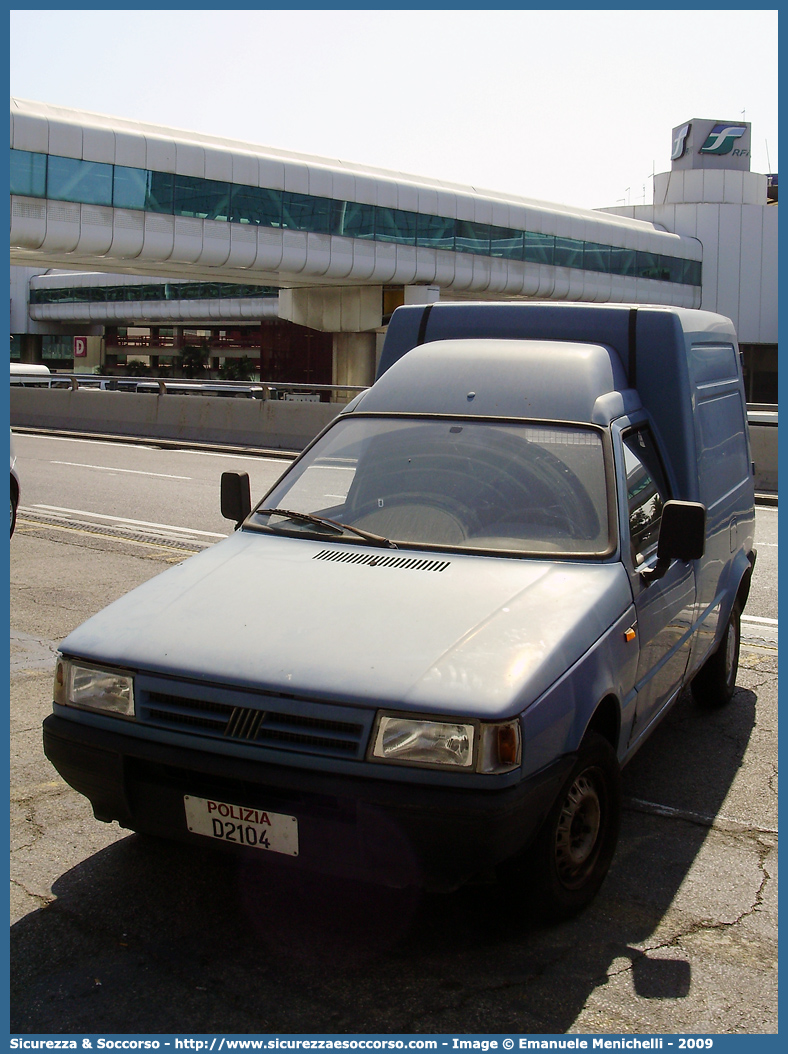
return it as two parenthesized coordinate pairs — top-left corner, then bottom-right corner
(354, 337), (640, 425)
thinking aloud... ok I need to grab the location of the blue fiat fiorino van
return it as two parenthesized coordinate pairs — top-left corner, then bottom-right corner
(44, 302), (756, 917)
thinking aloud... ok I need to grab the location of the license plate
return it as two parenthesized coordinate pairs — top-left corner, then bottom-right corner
(184, 795), (299, 856)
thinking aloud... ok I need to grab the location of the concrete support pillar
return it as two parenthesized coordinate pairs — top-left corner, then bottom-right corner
(80, 336), (103, 373)
(280, 286), (383, 396)
(333, 332), (377, 392)
(19, 334), (43, 364)
(279, 286), (382, 332)
(404, 285), (440, 305)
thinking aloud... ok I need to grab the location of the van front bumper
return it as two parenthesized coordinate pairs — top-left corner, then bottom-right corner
(43, 713), (572, 891)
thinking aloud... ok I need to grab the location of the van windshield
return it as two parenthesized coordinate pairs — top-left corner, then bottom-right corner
(255, 416), (611, 556)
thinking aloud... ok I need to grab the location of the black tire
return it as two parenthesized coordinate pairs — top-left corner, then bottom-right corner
(532, 732), (621, 920)
(10, 490), (17, 538)
(691, 603), (741, 706)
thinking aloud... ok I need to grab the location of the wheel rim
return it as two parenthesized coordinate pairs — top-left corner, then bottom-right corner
(554, 772), (603, 888)
(724, 614), (739, 692)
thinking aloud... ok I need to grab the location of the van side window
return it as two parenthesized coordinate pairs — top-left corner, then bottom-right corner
(622, 429), (670, 564)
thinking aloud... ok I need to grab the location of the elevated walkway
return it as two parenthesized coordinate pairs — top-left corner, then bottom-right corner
(11, 99), (702, 308)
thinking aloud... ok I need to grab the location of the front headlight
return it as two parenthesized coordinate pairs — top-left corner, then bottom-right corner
(54, 657), (135, 719)
(371, 714), (475, 768)
(370, 713), (521, 772)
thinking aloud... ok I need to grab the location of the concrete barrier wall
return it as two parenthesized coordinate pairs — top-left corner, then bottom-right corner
(10, 388), (342, 451)
(749, 421), (778, 493)
(10, 387), (778, 493)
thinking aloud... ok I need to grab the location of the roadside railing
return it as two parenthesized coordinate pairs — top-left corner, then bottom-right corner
(10, 373), (368, 402)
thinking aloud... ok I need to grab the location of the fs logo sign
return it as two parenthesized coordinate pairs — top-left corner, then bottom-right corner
(671, 118), (750, 169)
(699, 124), (748, 156)
(671, 123), (691, 160)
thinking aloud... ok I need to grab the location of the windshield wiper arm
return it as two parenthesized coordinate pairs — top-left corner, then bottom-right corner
(255, 508), (397, 549)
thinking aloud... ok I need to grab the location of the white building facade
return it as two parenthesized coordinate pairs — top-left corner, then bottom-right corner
(602, 119), (777, 402)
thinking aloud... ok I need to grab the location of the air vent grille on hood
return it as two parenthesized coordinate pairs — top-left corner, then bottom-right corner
(313, 549), (450, 572)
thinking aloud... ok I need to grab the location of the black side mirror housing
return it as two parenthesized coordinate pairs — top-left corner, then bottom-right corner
(658, 500), (706, 562)
(221, 471), (252, 527)
(640, 500), (706, 584)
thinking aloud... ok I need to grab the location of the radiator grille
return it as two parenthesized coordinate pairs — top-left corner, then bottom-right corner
(139, 686), (367, 759)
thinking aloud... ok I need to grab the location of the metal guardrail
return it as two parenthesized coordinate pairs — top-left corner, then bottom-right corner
(10, 373), (368, 400)
(10, 373), (776, 416)
(747, 404), (778, 426)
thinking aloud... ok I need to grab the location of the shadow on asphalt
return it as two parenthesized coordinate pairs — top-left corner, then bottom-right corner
(10, 687), (756, 1035)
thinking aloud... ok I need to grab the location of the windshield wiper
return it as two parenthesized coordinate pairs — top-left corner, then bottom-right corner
(255, 508), (397, 549)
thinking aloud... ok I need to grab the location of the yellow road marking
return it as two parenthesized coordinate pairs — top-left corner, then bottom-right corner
(17, 517), (195, 555)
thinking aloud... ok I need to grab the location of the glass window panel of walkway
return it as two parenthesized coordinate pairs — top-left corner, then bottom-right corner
(9, 148), (700, 286)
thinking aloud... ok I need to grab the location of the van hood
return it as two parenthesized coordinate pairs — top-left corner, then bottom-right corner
(61, 531), (632, 719)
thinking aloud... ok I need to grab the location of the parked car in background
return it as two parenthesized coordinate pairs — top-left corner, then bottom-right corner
(10, 362), (52, 387)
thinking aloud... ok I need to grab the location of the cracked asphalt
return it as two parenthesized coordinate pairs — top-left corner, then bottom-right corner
(10, 522), (778, 1036)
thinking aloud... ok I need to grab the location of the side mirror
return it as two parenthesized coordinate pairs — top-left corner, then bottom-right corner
(221, 471), (252, 527)
(640, 500), (706, 584)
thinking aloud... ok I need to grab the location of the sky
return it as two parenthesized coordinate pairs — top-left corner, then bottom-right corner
(9, 7), (779, 212)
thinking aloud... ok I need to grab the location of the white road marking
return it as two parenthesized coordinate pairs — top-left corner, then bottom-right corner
(626, 796), (778, 835)
(22, 434), (290, 464)
(31, 504), (226, 539)
(51, 460), (191, 480)
(741, 615), (779, 625)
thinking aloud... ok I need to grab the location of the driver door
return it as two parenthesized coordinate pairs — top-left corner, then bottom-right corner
(620, 426), (697, 749)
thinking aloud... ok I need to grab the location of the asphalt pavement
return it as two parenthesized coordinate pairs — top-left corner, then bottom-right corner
(9, 526), (777, 1035)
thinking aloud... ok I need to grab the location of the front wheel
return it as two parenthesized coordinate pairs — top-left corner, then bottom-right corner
(532, 732), (621, 920)
(691, 603), (741, 707)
